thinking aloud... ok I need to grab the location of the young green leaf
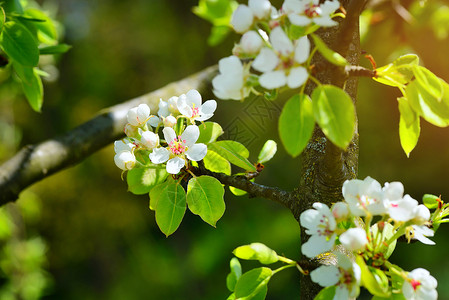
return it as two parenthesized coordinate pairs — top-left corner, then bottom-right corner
(279, 94), (314, 157)
(399, 111), (420, 157)
(392, 54), (419, 67)
(149, 181), (186, 236)
(398, 97), (417, 127)
(313, 286), (336, 300)
(209, 141), (256, 171)
(204, 150), (231, 175)
(412, 66), (444, 101)
(311, 34), (348, 66)
(197, 122), (224, 144)
(422, 194), (440, 209)
(2, 0), (24, 14)
(187, 175), (225, 227)
(312, 85), (355, 149)
(229, 186), (247, 196)
(127, 166), (168, 195)
(234, 267), (272, 299)
(405, 80), (449, 127)
(0, 21), (39, 66)
(233, 243), (279, 264)
(24, 8), (58, 44)
(13, 64), (43, 112)
(39, 44), (72, 55)
(257, 140), (277, 163)
(226, 257), (242, 292)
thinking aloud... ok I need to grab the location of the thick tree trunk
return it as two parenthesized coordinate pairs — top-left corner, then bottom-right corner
(291, 1), (364, 298)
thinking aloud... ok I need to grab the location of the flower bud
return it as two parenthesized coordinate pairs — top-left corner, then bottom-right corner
(332, 202), (349, 219)
(167, 96), (179, 114)
(240, 31), (263, 55)
(163, 115), (177, 127)
(114, 151), (136, 170)
(140, 130), (159, 149)
(248, 0), (271, 19)
(127, 104), (151, 126)
(124, 123), (139, 138)
(231, 5), (254, 33)
(147, 116), (160, 128)
(339, 228), (368, 252)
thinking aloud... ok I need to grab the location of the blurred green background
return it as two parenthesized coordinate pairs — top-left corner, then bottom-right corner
(1, 0), (449, 299)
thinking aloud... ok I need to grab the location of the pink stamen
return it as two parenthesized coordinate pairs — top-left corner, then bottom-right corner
(304, 4), (320, 18)
(192, 106), (200, 118)
(168, 137), (186, 155)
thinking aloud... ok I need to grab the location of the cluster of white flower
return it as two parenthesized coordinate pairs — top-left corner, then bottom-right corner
(213, 0), (341, 100)
(301, 176), (438, 299)
(113, 89), (217, 174)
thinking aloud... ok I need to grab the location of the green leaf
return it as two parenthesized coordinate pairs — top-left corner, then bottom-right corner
(313, 286), (336, 300)
(356, 256), (390, 297)
(422, 194), (440, 209)
(149, 181), (186, 236)
(374, 54), (419, 88)
(372, 294), (407, 300)
(192, 0), (237, 26)
(257, 140), (277, 163)
(229, 185), (247, 196)
(227, 257), (242, 292)
(0, 21), (39, 66)
(197, 122), (224, 144)
(13, 63), (43, 112)
(204, 150), (231, 175)
(370, 222), (397, 259)
(39, 44), (72, 55)
(312, 85), (355, 149)
(398, 97), (417, 127)
(186, 175), (225, 227)
(392, 54), (419, 67)
(279, 94), (314, 157)
(24, 8), (58, 44)
(209, 141), (256, 172)
(2, 0), (24, 14)
(399, 110), (420, 157)
(0, 8), (5, 33)
(234, 267), (272, 299)
(233, 243), (278, 264)
(311, 34), (348, 66)
(127, 166), (168, 196)
(405, 80), (449, 127)
(412, 66), (443, 101)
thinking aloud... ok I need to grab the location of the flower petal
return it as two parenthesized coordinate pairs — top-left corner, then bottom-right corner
(200, 100), (217, 115)
(181, 125), (200, 147)
(177, 96), (193, 118)
(186, 143), (207, 161)
(259, 70), (287, 89)
(301, 234), (335, 258)
(314, 16), (338, 27)
(252, 47), (279, 72)
(166, 157), (186, 174)
(231, 5), (254, 33)
(158, 99), (170, 117)
(287, 67), (308, 88)
(288, 14), (311, 26)
(294, 36), (310, 64)
(310, 265), (339, 287)
(186, 89), (202, 107)
(218, 55), (243, 75)
(270, 26), (293, 55)
(163, 127), (177, 144)
(149, 147), (170, 164)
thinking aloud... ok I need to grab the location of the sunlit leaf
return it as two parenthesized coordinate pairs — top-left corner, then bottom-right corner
(234, 267), (272, 299)
(187, 175), (225, 227)
(39, 44), (72, 55)
(422, 194), (440, 209)
(197, 122), (224, 144)
(127, 166), (168, 195)
(204, 150), (231, 175)
(356, 256), (390, 297)
(233, 243), (278, 264)
(279, 94), (314, 157)
(257, 140), (277, 163)
(311, 34), (348, 66)
(313, 286), (336, 300)
(226, 257), (242, 292)
(412, 66), (443, 101)
(209, 141), (256, 171)
(312, 85), (355, 149)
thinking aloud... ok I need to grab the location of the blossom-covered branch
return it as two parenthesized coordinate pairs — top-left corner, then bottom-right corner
(0, 66), (218, 206)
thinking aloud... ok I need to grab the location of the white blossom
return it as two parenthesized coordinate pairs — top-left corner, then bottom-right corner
(252, 26), (309, 89)
(403, 268), (438, 300)
(388, 194), (418, 222)
(139, 129), (159, 150)
(158, 96), (179, 118)
(300, 202), (337, 258)
(310, 253), (361, 300)
(114, 138), (136, 154)
(238, 31), (264, 55)
(409, 225), (435, 245)
(339, 228), (368, 252)
(127, 104), (151, 126)
(342, 176), (386, 216)
(163, 115), (177, 127)
(231, 5), (254, 33)
(332, 202), (349, 219)
(149, 125), (207, 174)
(212, 56), (250, 100)
(282, 0), (340, 27)
(177, 89), (217, 123)
(248, 0), (271, 19)
(412, 204), (431, 225)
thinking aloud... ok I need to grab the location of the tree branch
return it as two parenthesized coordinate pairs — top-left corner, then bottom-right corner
(193, 162), (293, 209)
(0, 66), (218, 206)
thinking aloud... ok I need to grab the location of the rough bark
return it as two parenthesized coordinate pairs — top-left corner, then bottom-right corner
(292, 1), (366, 298)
